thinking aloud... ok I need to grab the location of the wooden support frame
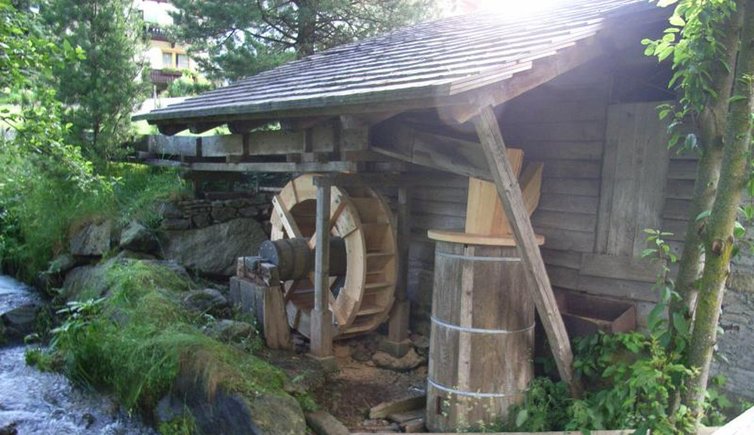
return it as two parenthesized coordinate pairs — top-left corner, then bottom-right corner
(472, 105), (579, 395)
(309, 179), (335, 359)
(383, 185), (412, 357)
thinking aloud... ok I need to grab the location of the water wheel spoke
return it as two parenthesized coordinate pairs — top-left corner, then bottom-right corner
(307, 197), (347, 250)
(272, 194), (303, 238)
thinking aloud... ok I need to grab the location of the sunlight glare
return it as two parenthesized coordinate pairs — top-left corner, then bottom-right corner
(465, 0), (568, 17)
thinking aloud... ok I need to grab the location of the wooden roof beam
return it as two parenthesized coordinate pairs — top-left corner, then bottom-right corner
(340, 111), (400, 129)
(281, 116), (332, 131)
(371, 123), (491, 180)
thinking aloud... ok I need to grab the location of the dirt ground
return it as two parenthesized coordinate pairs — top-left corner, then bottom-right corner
(315, 333), (429, 431)
(263, 332), (429, 432)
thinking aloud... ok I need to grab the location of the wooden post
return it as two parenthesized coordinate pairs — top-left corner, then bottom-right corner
(472, 105), (580, 395)
(310, 179), (335, 360)
(383, 186), (412, 357)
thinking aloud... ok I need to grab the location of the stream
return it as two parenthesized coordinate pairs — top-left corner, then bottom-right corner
(0, 275), (155, 434)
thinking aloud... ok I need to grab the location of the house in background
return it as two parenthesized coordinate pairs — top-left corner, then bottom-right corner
(134, 0), (199, 92)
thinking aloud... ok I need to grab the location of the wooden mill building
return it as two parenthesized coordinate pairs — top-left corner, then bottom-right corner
(134, 0), (754, 410)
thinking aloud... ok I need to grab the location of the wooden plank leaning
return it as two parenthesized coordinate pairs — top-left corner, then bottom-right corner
(471, 105), (580, 396)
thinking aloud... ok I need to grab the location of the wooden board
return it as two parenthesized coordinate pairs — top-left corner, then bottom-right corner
(596, 102), (670, 257)
(521, 162), (544, 215)
(464, 150), (527, 236)
(428, 229), (544, 246)
(580, 253), (661, 284)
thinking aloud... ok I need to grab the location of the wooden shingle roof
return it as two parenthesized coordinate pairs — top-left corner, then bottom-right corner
(135, 0), (660, 125)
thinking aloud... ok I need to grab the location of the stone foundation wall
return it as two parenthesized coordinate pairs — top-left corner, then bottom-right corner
(160, 196), (273, 233)
(714, 239), (754, 401)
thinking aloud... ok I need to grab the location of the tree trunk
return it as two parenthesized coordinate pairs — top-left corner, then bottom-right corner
(672, 2), (743, 324)
(683, 0), (754, 424)
(296, 0), (316, 57)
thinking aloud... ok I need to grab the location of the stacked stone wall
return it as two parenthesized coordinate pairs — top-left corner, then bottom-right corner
(160, 195), (273, 233)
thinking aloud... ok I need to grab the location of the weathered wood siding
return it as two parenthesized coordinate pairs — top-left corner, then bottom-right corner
(404, 61), (696, 332)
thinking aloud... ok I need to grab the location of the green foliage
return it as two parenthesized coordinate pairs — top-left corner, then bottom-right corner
(295, 392), (319, 413)
(703, 375), (733, 426)
(166, 71), (214, 97)
(509, 378), (570, 431)
(0, 2), (105, 278)
(642, 0), (736, 151)
(49, 261), (289, 414)
(25, 347), (60, 372)
(507, 231), (734, 433)
(0, 1), (92, 182)
(41, 0), (148, 164)
(569, 332), (696, 433)
(169, 0), (439, 81)
(0, 162), (187, 280)
(158, 414), (196, 435)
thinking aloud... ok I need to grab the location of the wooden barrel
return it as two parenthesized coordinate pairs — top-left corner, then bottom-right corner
(426, 241), (534, 432)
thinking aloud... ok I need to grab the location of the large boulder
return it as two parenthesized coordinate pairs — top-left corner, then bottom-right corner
(246, 393), (306, 434)
(161, 218), (267, 276)
(119, 221), (160, 254)
(162, 370), (307, 435)
(372, 348), (425, 371)
(34, 253), (79, 293)
(1, 303), (41, 343)
(69, 220), (112, 257)
(205, 319), (258, 344)
(183, 288), (229, 317)
(62, 264), (110, 302)
(62, 258), (189, 302)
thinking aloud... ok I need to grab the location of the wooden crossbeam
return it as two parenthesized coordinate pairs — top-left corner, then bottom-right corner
(371, 124), (492, 180)
(472, 105), (579, 396)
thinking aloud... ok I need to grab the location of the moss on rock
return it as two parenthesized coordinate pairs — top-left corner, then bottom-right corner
(50, 260), (306, 434)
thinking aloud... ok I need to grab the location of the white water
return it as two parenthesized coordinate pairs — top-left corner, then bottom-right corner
(0, 275), (155, 434)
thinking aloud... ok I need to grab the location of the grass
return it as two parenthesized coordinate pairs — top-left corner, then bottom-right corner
(0, 162), (189, 280)
(39, 261), (289, 418)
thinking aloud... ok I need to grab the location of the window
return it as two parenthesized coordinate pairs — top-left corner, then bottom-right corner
(176, 53), (189, 69)
(162, 52), (173, 68)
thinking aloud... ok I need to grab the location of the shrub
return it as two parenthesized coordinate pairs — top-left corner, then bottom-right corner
(166, 72), (214, 97)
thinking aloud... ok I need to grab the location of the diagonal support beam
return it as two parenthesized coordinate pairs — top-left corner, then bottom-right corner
(472, 105), (580, 396)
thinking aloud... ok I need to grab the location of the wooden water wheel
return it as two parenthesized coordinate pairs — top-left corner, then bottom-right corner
(269, 174), (397, 338)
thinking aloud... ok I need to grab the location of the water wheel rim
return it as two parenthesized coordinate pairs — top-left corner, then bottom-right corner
(270, 174), (370, 336)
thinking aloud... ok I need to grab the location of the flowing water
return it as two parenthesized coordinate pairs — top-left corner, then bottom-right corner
(0, 275), (155, 434)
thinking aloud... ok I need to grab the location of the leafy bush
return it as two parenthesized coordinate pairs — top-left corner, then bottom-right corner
(506, 231), (732, 433)
(1, 2), (101, 278)
(166, 71), (214, 97)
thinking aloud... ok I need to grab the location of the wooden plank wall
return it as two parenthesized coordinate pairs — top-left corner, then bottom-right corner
(404, 61), (697, 333)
